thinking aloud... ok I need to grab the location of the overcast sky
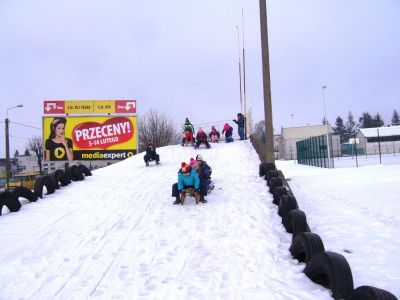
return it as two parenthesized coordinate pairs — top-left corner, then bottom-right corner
(1, 0), (399, 157)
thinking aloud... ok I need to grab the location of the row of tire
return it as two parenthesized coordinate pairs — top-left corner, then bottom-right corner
(0, 164), (92, 216)
(259, 163), (397, 300)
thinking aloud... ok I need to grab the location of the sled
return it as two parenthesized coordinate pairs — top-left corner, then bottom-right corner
(180, 188), (200, 205)
(145, 159), (160, 167)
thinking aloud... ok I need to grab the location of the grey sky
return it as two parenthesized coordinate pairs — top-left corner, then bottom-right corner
(1, 0), (399, 157)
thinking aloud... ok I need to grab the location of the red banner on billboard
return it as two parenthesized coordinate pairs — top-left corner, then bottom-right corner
(44, 101), (65, 114)
(115, 100), (136, 113)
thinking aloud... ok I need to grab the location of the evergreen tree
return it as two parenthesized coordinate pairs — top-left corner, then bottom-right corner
(24, 148), (30, 156)
(333, 116), (346, 143)
(391, 109), (400, 126)
(14, 150), (20, 157)
(322, 117), (328, 125)
(373, 113), (384, 127)
(359, 111), (374, 128)
(344, 111), (357, 142)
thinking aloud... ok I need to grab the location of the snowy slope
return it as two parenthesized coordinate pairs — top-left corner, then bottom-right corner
(0, 141), (332, 299)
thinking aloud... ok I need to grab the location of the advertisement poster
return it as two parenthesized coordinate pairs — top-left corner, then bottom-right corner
(43, 116), (137, 161)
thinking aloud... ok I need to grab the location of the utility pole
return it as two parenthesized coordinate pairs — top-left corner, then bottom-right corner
(259, 0), (275, 164)
(242, 8), (248, 140)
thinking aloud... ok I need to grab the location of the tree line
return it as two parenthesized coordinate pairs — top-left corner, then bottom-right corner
(330, 109), (399, 143)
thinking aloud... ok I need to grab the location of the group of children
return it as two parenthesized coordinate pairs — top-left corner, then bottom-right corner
(171, 154), (213, 205)
(181, 117), (241, 147)
(143, 114), (245, 205)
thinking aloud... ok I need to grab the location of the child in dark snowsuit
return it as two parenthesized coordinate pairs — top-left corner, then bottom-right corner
(208, 126), (220, 143)
(222, 123), (234, 143)
(194, 127), (210, 149)
(144, 141), (160, 166)
(233, 113), (245, 140)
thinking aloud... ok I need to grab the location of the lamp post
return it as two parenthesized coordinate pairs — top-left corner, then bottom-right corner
(235, 25), (243, 115)
(322, 85), (331, 168)
(5, 104), (23, 189)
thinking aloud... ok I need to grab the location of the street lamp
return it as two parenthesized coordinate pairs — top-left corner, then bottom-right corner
(322, 86), (331, 168)
(5, 104), (23, 189)
(235, 25), (243, 115)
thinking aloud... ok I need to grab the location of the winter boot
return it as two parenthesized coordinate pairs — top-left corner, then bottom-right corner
(156, 161), (160, 165)
(173, 195), (181, 205)
(146, 161), (149, 167)
(200, 195), (207, 203)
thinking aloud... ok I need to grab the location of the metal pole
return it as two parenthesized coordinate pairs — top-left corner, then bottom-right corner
(259, 0), (275, 164)
(291, 114), (295, 160)
(5, 118), (10, 189)
(235, 26), (243, 115)
(377, 128), (382, 164)
(322, 85), (331, 167)
(242, 8), (248, 140)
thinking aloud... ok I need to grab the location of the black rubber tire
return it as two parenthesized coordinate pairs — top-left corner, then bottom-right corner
(259, 163), (275, 177)
(289, 232), (325, 263)
(49, 171), (60, 190)
(0, 191), (22, 214)
(67, 165), (84, 181)
(349, 286), (397, 300)
(286, 209), (311, 236)
(273, 186), (288, 205)
(78, 164), (92, 176)
(269, 177), (283, 193)
(304, 251), (354, 300)
(279, 194), (299, 219)
(265, 170), (279, 184)
(12, 186), (38, 202)
(55, 169), (71, 186)
(34, 175), (56, 199)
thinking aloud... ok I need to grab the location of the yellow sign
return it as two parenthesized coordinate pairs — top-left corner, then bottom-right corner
(43, 116), (137, 161)
(93, 100), (115, 113)
(65, 100), (95, 114)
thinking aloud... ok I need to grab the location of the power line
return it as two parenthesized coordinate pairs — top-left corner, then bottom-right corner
(9, 121), (41, 130)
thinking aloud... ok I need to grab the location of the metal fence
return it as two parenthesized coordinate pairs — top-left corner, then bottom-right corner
(296, 134), (334, 168)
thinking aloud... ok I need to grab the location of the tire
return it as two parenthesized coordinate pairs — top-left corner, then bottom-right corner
(304, 251), (354, 300)
(269, 177), (283, 193)
(273, 186), (288, 205)
(349, 286), (397, 300)
(279, 194), (298, 218)
(67, 165), (84, 181)
(78, 164), (92, 176)
(34, 175), (56, 199)
(49, 171), (60, 190)
(259, 163), (275, 177)
(55, 169), (71, 186)
(265, 170), (279, 185)
(0, 191), (22, 214)
(286, 209), (311, 236)
(12, 186), (38, 202)
(289, 232), (325, 263)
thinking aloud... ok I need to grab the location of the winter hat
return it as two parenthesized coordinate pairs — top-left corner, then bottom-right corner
(185, 118), (190, 123)
(196, 154), (203, 161)
(148, 141), (153, 146)
(198, 127), (203, 132)
(223, 123), (229, 131)
(181, 162), (189, 172)
(189, 158), (196, 167)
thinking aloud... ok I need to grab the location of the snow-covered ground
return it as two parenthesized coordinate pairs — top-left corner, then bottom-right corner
(0, 141), (398, 299)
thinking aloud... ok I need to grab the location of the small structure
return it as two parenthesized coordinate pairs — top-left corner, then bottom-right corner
(356, 125), (400, 155)
(279, 124), (340, 160)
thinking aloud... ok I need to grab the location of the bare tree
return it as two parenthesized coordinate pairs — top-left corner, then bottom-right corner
(138, 109), (181, 152)
(26, 136), (44, 175)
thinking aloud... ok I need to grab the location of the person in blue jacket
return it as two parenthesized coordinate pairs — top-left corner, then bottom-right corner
(171, 162), (201, 204)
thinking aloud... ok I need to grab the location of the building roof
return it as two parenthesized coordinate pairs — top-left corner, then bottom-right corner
(359, 125), (400, 138)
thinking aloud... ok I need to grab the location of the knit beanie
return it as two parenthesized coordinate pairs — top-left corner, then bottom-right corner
(196, 154), (203, 161)
(181, 162), (189, 172)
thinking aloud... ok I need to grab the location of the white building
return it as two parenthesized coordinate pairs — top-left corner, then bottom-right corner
(356, 125), (400, 155)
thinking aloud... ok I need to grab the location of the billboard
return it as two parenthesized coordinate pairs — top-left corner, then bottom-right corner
(43, 116), (137, 161)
